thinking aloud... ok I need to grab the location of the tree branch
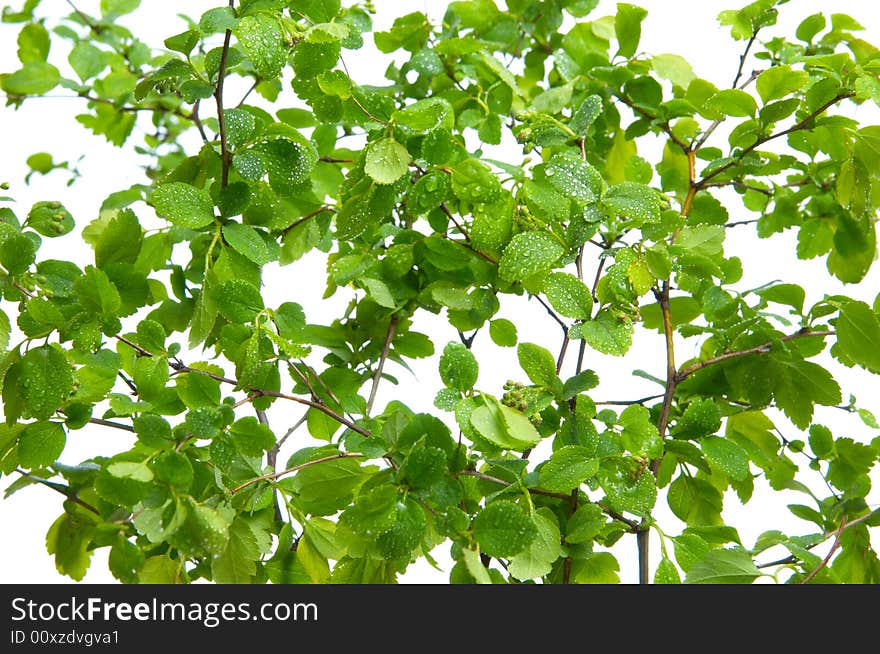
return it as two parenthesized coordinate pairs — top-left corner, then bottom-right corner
(366, 315), (398, 416)
(14, 469), (100, 516)
(676, 329), (834, 382)
(214, 17), (234, 188)
(230, 452), (366, 494)
(697, 92), (855, 188)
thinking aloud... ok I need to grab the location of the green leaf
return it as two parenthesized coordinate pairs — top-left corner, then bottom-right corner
(393, 97), (453, 133)
(17, 22), (50, 64)
(655, 557), (681, 584)
(68, 42), (106, 82)
(772, 357), (842, 429)
(700, 436), (751, 481)
(27, 201), (75, 238)
(439, 342), (479, 391)
(572, 552), (620, 583)
(152, 182), (215, 229)
(508, 509), (563, 580)
(498, 232), (564, 282)
(472, 500), (538, 558)
(836, 301), (880, 373)
(469, 396), (542, 451)
(213, 517), (271, 584)
(223, 222), (271, 265)
(571, 94), (602, 135)
(707, 89), (757, 118)
(20, 345), (73, 420)
(211, 279), (264, 324)
(365, 138), (410, 185)
(545, 153), (603, 203)
(0, 232), (35, 274)
(566, 503), (605, 544)
(234, 13), (287, 79)
(615, 3), (648, 59)
(291, 455), (364, 515)
(230, 417), (275, 457)
(756, 283), (805, 314)
(602, 182), (661, 224)
(756, 65), (810, 103)
(489, 318), (517, 347)
(685, 548), (762, 584)
(517, 342), (557, 389)
(673, 397), (721, 439)
(539, 446), (598, 493)
(668, 474), (723, 526)
(652, 54), (695, 89)
(2, 61), (60, 95)
(543, 272), (593, 320)
(93, 209), (141, 266)
(45, 512), (94, 581)
(18, 421), (65, 468)
(599, 460), (656, 517)
(572, 309), (633, 356)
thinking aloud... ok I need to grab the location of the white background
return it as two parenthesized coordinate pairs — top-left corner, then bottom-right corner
(0, 0), (878, 584)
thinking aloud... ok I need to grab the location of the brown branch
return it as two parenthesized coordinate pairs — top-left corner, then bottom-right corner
(801, 518), (847, 584)
(230, 452), (365, 494)
(114, 334), (153, 358)
(697, 92), (855, 188)
(283, 205), (335, 234)
(440, 203), (471, 242)
(757, 512), (874, 569)
(15, 469), (100, 516)
(637, 529), (650, 585)
(214, 20), (234, 188)
(532, 294), (568, 337)
(366, 315), (398, 416)
(676, 329), (834, 382)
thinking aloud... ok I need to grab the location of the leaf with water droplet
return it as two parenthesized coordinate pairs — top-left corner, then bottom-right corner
(20, 345), (73, 420)
(543, 271), (593, 320)
(545, 152), (604, 203)
(508, 508), (563, 580)
(223, 222), (271, 265)
(365, 137), (410, 185)
(234, 14), (287, 79)
(18, 421), (66, 468)
(472, 500), (538, 558)
(602, 182), (661, 225)
(498, 231), (564, 282)
(570, 309), (633, 356)
(152, 182), (215, 229)
(211, 279), (264, 324)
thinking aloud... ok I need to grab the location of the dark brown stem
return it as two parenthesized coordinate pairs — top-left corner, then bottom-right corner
(637, 529), (651, 584)
(366, 315), (398, 416)
(89, 417), (134, 432)
(732, 30), (759, 89)
(532, 294), (568, 337)
(440, 203), (471, 242)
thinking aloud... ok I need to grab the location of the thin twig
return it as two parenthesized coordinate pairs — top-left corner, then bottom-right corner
(89, 417), (135, 432)
(676, 329), (834, 382)
(214, 18), (234, 188)
(230, 452), (365, 494)
(366, 315), (398, 416)
(14, 469), (100, 516)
